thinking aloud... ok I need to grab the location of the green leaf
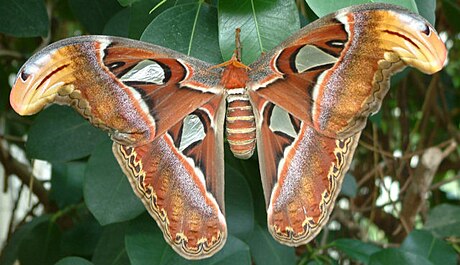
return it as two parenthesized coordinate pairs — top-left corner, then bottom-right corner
(305, 0), (419, 18)
(424, 204), (460, 238)
(0, 0), (48, 37)
(61, 211), (102, 256)
(27, 105), (107, 162)
(401, 230), (457, 265)
(224, 146), (266, 226)
(126, 213), (251, 265)
(55, 257), (94, 265)
(127, 0), (197, 39)
(92, 222), (130, 265)
(225, 164), (254, 239)
(84, 139), (144, 225)
(103, 7), (131, 37)
(218, 0), (300, 64)
(414, 0), (436, 25)
(333, 239), (381, 264)
(125, 214), (170, 265)
(369, 248), (432, 265)
(340, 173), (358, 198)
(50, 161), (85, 208)
(118, 0), (141, 6)
(141, 3), (222, 64)
(68, 0), (123, 34)
(18, 221), (64, 265)
(129, 0), (172, 39)
(0, 216), (49, 265)
(442, 0), (460, 32)
(245, 223), (296, 265)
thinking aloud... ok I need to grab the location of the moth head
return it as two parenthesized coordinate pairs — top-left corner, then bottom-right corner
(379, 9), (447, 74)
(10, 46), (76, 116)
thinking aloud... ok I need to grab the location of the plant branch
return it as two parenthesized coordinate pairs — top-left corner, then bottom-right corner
(0, 142), (50, 211)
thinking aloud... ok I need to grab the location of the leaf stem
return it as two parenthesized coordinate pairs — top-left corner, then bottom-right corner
(188, 1), (203, 56)
(250, 0), (264, 53)
(149, 0), (167, 14)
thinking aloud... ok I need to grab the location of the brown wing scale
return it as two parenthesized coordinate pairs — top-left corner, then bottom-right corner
(249, 4), (446, 139)
(9, 3), (447, 260)
(113, 95), (227, 259)
(249, 4), (446, 246)
(10, 36), (222, 145)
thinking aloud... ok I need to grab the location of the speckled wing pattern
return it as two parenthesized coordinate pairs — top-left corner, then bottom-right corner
(246, 4), (446, 245)
(9, 3), (446, 260)
(113, 95), (227, 258)
(9, 36), (229, 259)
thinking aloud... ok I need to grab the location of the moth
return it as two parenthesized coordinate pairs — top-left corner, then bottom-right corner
(10, 3), (446, 260)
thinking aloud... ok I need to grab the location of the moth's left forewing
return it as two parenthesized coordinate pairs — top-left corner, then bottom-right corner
(113, 95), (227, 259)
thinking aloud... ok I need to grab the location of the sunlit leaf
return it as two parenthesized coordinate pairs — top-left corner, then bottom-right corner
(305, 0), (418, 18)
(401, 230), (457, 265)
(141, 2), (221, 64)
(424, 204), (460, 238)
(333, 239), (381, 264)
(218, 0), (300, 64)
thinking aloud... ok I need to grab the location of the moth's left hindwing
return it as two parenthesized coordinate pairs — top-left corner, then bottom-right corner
(113, 96), (227, 258)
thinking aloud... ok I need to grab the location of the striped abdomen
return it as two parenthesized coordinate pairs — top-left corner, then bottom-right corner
(225, 88), (256, 159)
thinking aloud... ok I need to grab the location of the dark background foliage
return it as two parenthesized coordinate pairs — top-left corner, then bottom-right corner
(0, 0), (459, 264)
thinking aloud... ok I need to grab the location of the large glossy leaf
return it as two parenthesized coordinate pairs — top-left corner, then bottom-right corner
(125, 214), (169, 265)
(126, 214), (251, 265)
(84, 139), (144, 225)
(333, 239), (381, 264)
(124, 0), (197, 39)
(401, 230), (457, 265)
(224, 147), (266, 226)
(218, 0), (300, 64)
(0, 216), (49, 265)
(305, 0), (418, 18)
(26, 105), (107, 162)
(369, 248), (432, 265)
(225, 164), (254, 239)
(141, 2), (222, 64)
(129, 0), (173, 39)
(0, 0), (48, 37)
(103, 7), (131, 37)
(61, 211), (102, 256)
(50, 161), (85, 208)
(164, 235), (250, 265)
(55, 257), (94, 265)
(424, 204), (460, 238)
(92, 222), (130, 265)
(414, 0), (436, 25)
(18, 220), (64, 265)
(245, 223), (296, 265)
(68, 0), (123, 34)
